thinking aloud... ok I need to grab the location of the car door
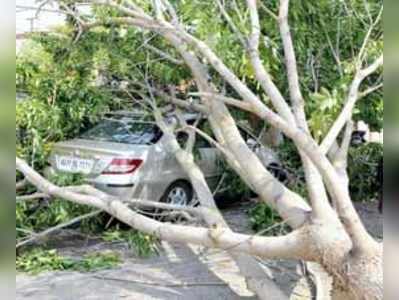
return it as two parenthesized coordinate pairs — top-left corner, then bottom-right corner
(194, 135), (222, 190)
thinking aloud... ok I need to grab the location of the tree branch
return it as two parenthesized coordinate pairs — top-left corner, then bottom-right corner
(216, 0), (246, 47)
(357, 5), (383, 65)
(246, 0), (296, 124)
(358, 83), (383, 99)
(143, 43), (184, 65)
(333, 120), (354, 186)
(189, 92), (255, 112)
(16, 179), (28, 191)
(16, 157), (311, 261)
(278, 0), (333, 220)
(16, 192), (49, 202)
(320, 55), (383, 154)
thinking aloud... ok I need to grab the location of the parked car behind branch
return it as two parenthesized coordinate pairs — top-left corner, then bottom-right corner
(46, 111), (223, 206)
(46, 111), (284, 206)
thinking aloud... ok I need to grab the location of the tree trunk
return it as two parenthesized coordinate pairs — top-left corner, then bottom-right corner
(330, 246), (383, 300)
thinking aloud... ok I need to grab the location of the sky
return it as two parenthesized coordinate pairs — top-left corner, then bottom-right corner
(16, 0), (64, 35)
(16, 0), (66, 51)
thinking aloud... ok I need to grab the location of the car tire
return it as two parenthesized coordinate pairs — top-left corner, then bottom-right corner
(161, 181), (193, 207)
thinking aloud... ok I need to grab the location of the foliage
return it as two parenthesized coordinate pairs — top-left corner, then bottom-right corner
(16, 174), (159, 260)
(248, 203), (289, 236)
(16, 173), (105, 240)
(102, 229), (159, 258)
(348, 143), (383, 202)
(16, 37), (115, 169)
(219, 160), (252, 199)
(16, 248), (121, 275)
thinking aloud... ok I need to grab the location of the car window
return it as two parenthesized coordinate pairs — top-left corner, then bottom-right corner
(176, 132), (189, 148)
(195, 135), (212, 148)
(80, 119), (163, 145)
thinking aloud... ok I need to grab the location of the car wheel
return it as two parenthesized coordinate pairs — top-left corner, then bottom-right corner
(162, 181), (193, 206)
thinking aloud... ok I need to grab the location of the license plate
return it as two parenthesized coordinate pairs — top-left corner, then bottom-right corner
(56, 156), (94, 174)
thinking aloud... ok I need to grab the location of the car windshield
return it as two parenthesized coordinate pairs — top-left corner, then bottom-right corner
(80, 119), (162, 145)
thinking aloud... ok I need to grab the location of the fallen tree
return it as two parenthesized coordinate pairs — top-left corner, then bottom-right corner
(17, 1), (383, 299)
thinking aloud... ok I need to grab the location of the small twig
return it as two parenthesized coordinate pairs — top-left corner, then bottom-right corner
(357, 5), (383, 65)
(183, 125), (230, 159)
(35, 0), (54, 19)
(189, 92), (254, 112)
(219, 219), (289, 253)
(144, 43), (183, 65)
(212, 172), (227, 196)
(92, 275), (228, 287)
(216, 0), (246, 46)
(16, 209), (102, 249)
(358, 83), (383, 99)
(259, 2), (279, 21)
(124, 198), (203, 217)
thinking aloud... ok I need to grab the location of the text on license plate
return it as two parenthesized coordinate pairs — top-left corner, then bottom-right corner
(56, 156), (94, 174)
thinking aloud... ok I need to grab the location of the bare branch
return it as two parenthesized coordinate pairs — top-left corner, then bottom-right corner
(278, 0), (304, 119)
(189, 92), (254, 112)
(159, 0), (179, 24)
(58, 2), (85, 43)
(125, 198), (202, 216)
(358, 83), (383, 99)
(334, 120), (354, 173)
(16, 192), (49, 202)
(320, 55), (383, 154)
(79, 3), (311, 230)
(143, 43), (183, 65)
(216, 0), (246, 46)
(278, 0), (333, 221)
(16, 157), (311, 261)
(246, 0), (296, 124)
(185, 114), (202, 153)
(259, 2), (278, 21)
(357, 5), (383, 65)
(35, 0), (54, 19)
(128, 82), (208, 114)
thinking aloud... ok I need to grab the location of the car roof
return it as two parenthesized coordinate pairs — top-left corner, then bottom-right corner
(104, 110), (146, 118)
(104, 110), (205, 123)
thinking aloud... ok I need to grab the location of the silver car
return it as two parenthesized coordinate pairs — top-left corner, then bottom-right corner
(46, 111), (222, 206)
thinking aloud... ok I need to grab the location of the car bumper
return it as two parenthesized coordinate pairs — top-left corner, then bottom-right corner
(44, 166), (169, 202)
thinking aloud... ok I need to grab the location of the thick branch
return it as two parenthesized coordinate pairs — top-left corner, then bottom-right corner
(278, 0), (333, 220)
(278, 0), (305, 122)
(16, 192), (49, 202)
(16, 157), (311, 261)
(246, 0), (296, 124)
